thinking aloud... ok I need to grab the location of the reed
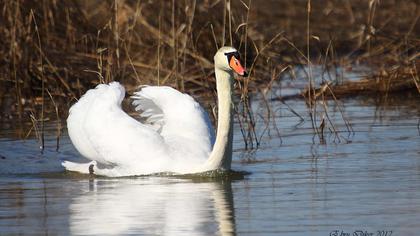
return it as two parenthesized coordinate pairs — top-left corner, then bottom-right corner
(31, 9), (45, 152)
(46, 89), (61, 152)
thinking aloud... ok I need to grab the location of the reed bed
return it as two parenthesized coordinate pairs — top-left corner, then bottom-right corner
(0, 0), (418, 147)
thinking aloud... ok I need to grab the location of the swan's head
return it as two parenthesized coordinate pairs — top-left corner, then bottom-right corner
(214, 46), (248, 77)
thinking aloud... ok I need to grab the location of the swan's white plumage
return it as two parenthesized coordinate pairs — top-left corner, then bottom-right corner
(132, 86), (215, 157)
(64, 82), (215, 176)
(63, 46), (244, 177)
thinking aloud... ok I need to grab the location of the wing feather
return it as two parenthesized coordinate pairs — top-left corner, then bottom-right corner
(65, 82), (215, 175)
(132, 86), (215, 161)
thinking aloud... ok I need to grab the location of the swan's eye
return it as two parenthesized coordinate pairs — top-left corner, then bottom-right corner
(225, 54), (233, 63)
(224, 51), (241, 64)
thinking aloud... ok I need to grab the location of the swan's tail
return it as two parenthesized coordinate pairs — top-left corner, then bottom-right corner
(62, 160), (124, 177)
(62, 160), (97, 174)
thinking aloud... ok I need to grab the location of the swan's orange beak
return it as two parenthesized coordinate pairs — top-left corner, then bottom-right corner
(229, 56), (248, 77)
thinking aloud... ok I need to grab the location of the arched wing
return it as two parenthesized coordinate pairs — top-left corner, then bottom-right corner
(65, 83), (215, 176)
(66, 82), (170, 172)
(131, 86), (215, 160)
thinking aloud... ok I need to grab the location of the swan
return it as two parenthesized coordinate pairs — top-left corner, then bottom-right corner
(62, 46), (247, 177)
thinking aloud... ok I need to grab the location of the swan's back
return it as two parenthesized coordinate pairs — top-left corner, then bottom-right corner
(66, 82), (215, 176)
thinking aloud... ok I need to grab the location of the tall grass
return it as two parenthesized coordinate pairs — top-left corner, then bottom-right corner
(0, 0), (418, 147)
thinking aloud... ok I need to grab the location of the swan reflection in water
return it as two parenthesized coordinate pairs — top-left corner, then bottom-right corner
(69, 178), (236, 236)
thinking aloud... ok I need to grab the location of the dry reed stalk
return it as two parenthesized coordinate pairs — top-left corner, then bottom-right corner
(31, 9), (45, 152)
(305, 0), (322, 143)
(179, 0), (197, 86)
(258, 65), (287, 142)
(366, 0), (379, 56)
(210, 24), (219, 50)
(46, 89), (61, 151)
(157, 7), (162, 85)
(326, 85), (354, 136)
(95, 31), (105, 84)
(321, 40), (354, 138)
(411, 63), (420, 94)
(243, 0), (250, 68)
(124, 43), (141, 83)
(234, 106), (249, 149)
(222, 0), (226, 46)
(227, 0), (233, 46)
(28, 111), (41, 143)
(257, 86), (283, 145)
(10, 2), (23, 120)
(235, 27), (283, 148)
(120, 1), (141, 81)
(171, 0), (180, 90)
(113, 0), (120, 69)
(34, 44), (76, 98)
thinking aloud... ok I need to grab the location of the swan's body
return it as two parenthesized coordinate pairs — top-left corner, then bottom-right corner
(63, 47), (247, 177)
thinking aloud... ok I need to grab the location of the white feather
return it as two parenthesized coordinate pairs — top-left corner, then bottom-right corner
(64, 82), (215, 176)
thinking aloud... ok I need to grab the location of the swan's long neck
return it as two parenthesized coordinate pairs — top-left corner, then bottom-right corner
(204, 68), (234, 170)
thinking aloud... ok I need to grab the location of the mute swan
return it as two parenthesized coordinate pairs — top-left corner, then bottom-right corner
(62, 46), (247, 177)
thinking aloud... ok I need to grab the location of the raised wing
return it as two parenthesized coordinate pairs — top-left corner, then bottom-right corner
(131, 86), (215, 161)
(65, 82), (215, 175)
(67, 82), (170, 173)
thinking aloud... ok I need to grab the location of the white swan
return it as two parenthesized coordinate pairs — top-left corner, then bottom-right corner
(62, 46), (247, 177)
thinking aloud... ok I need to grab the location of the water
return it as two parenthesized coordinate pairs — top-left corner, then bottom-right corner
(1, 87), (419, 235)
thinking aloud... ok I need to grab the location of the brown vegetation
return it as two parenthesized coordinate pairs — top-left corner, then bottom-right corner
(0, 0), (418, 145)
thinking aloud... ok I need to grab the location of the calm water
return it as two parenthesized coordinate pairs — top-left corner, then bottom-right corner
(1, 85), (419, 235)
